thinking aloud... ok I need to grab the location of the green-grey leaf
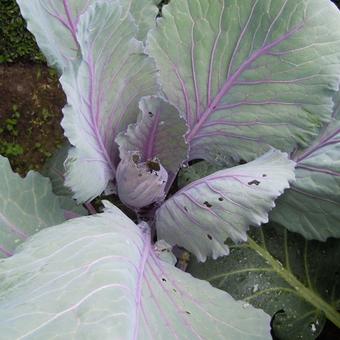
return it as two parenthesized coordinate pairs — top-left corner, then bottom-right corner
(0, 202), (271, 339)
(42, 143), (72, 197)
(188, 223), (340, 340)
(42, 144), (88, 217)
(147, 0), (340, 163)
(116, 96), (188, 174)
(271, 93), (340, 240)
(17, 0), (159, 71)
(129, 0), (159, 41)
(156, 149), (295, 261)
(0, 156), (65, 258)
(61, 1), (158, 203)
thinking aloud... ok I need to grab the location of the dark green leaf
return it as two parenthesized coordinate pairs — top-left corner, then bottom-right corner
(188, 223), (340, 339)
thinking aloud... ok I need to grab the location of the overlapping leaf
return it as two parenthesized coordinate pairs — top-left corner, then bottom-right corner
(116, 153), (168, 209)
(128, 0), (160, 41)
(271, 93), (340, 240)
(0, 156), (65, 258)
(188, 223), (340, 340)
(116, 96), (188, 174)
(0, 202), (271, 339)
(147, 0), (340, 163)
(42, 144), (88, 217)
(42, 144), (72, 197)
(61, 1), (158, 202)
(156, 149), (295, 261)
(178, 161), (233, 189)
(17, 0), (159, 71)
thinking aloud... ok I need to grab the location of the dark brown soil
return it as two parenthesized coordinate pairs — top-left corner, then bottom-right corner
(0, 63), (65, 174)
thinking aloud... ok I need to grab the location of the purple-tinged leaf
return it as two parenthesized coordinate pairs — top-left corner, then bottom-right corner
(17, 0), (159, 71)
(61, 2), (158, 202)
(116, 152), (168, 209)
(156, 149), (295, 262)
(17, 0), (84, 71)
(147, 0), (340, 164)
(154, 240), (177, 265)
(0, 201), (271, 339)
(0, 156), (66, 258)
(271, 93), (340, 240)
(116, 96), (188, 174)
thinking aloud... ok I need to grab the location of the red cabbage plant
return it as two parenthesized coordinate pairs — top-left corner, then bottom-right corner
(1, 0), (340, 338)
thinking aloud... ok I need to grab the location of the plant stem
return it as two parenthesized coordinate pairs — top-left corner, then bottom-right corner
(84, 202), (97, 215)
(247, 237), (340, 328)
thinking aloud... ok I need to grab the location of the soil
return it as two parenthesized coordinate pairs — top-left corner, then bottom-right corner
(0, 63), (65, 174)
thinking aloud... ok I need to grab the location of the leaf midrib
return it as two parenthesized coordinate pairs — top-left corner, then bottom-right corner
(245, 236), (340, 328)
(186, 22), (303, 143)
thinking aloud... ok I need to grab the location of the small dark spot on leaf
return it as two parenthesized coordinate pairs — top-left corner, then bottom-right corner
(248, 180), (260, 186)
(204, 201), (212, 208)
(173, 288), (177, 293)
(218, 197), (223, 201)
(185, 311), (191, 315)
(207, 234), (212, 240)
(239, 159), (247, 165)
(132, 154), (140, 164)
(162, 278), (166, 282)
(148, 111), (153, 117)
(262, 174), (267, 177)
(147, 160), (161, 172)
(184, 206), (188, 212)
(161, 248), (167, 252)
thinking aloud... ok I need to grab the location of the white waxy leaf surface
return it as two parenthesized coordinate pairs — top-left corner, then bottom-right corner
(0, 202), (271, 339)
(156, 149), (295, 262)
(0, 156), (65, 258)
(272, 93), (340, 240)
(116, 96), (188, 174)
(147, 0), (340, 163)
(17, 0), (159, 71)
(61, 1), (158, 202)
(116, 153), (168, 209)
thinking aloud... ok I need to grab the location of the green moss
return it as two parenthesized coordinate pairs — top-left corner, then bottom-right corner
(0, 0), (44, 63)
(0, 142), (24, 158)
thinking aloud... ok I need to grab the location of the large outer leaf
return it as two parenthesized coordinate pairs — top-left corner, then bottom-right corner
(116, 96), (188, 174)
(156, 149), (295, 262)
(271, 94), (340, 240)
(0, 202), (271, 339)
(188, 223), (340, 340)
(17, 0), (159, 71)
(61, 1), (158, 202)
(41, 144), (88, 217)
(147, 0), (340, 163)
(0, 156), (65, 258)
